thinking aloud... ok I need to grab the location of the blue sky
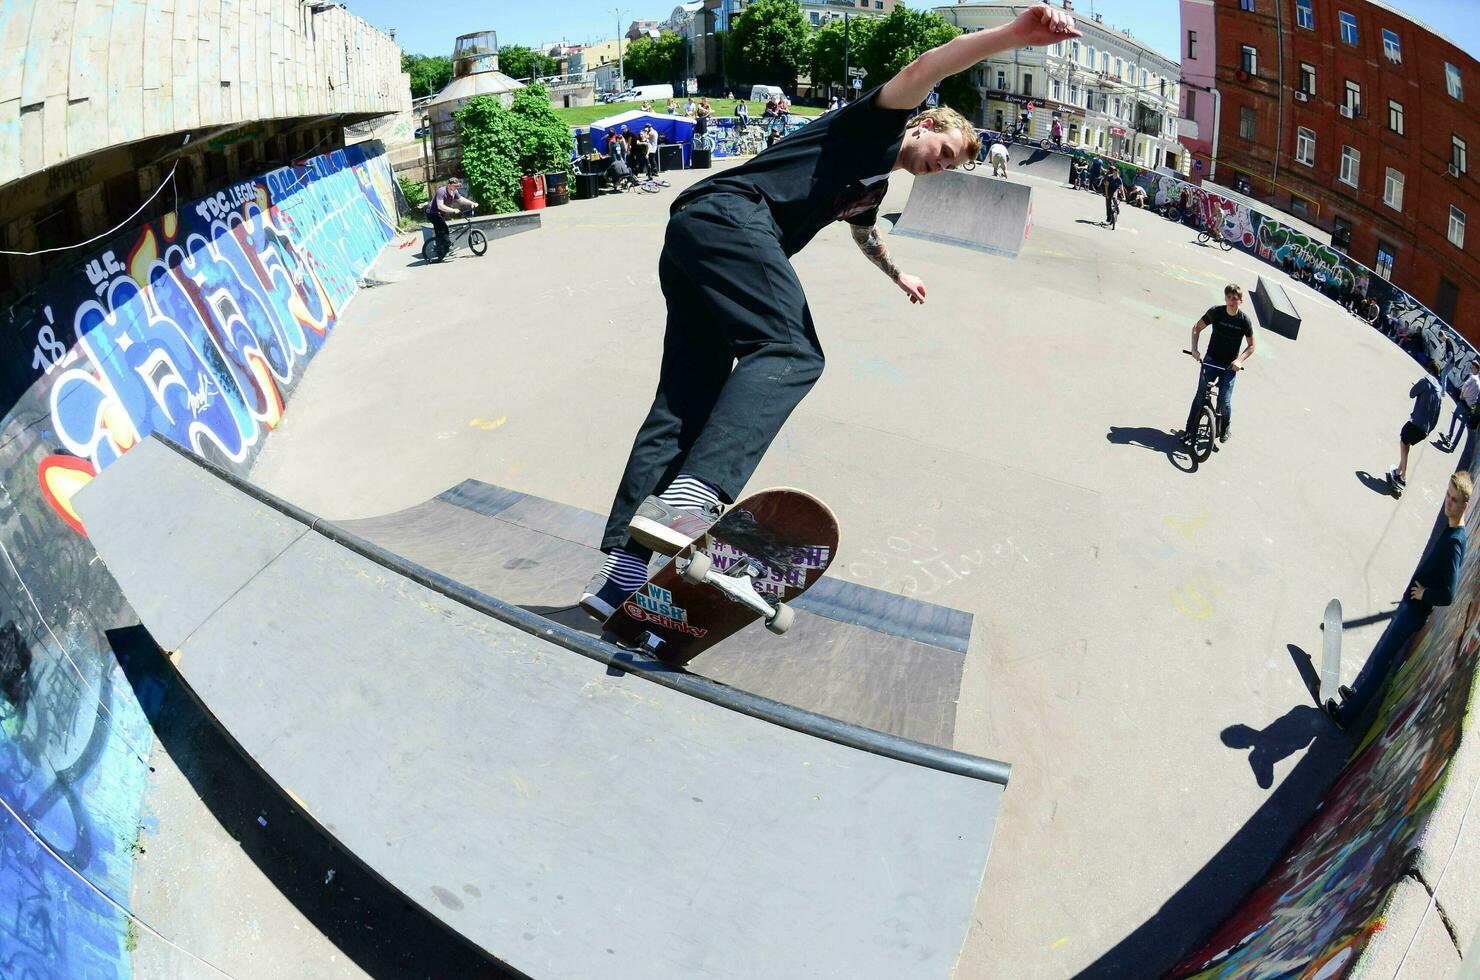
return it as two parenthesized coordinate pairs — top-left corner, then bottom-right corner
(345, 1), (1477, 65)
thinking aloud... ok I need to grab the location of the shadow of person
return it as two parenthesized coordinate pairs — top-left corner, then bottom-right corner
(1106, 425), (1196, 472)
(1355, 469), (1399, 496)
(1221, 704), (1345, 789)
(1074, 218), (1107, 227)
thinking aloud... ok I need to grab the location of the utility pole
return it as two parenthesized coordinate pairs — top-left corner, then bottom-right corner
(842, 13), (849, 101)
(616, 8), (624, 91)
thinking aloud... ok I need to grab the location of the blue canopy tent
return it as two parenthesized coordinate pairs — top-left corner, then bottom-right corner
(585, 110), (698, 168)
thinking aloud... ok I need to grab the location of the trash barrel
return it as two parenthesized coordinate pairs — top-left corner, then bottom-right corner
(545, 171), (569, 206)
(574, 172), (602, 200)
(691, 148), (712, 169)
(521, 174), (547, 211)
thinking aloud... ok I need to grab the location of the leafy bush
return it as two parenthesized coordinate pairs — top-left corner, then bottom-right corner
(397, 175), (428, 213)
(457, 85), (575, 213)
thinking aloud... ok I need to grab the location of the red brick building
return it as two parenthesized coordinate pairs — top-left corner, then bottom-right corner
(1197, 0), (1479, 342)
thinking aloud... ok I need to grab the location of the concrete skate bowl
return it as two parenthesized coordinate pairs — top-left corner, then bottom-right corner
(0, 142), (408, 977)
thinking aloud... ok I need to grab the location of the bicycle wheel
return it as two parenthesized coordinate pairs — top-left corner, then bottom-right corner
(639, 181), (661, 194)
(1197, 230), (1211, 246)
(423, 238), (446, 263)
(1191, 405), (1217, 462)
(1165, 207), (1181, 223)
(1218, 236), (1234, 252)
(468, 229), (487, 256)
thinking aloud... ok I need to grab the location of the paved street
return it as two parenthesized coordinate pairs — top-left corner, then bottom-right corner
(250, 159), (1458, 977)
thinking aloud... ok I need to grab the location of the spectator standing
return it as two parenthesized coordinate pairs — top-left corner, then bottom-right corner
(643, 123), (660, 176)
(1441, 359), (1480, 450)
(1325, 471), (1473, 729)
(1386, 359), (1445, 495)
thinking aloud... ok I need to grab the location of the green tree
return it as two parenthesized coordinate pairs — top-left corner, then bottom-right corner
(626, 32), (686, 85)
(856, 7), (978, 118)
(808, 15), (878, 97)
(729, 0), (810, 92)
(498, 44), (559, 81)
(456, 85), (574, 213)
(401, 53), (452, 99)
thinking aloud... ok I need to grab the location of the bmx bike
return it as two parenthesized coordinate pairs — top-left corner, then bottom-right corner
(423, 210), (486, 263)
(1181, 350), (1233, 463)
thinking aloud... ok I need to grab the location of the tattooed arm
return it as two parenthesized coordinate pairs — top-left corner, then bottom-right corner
(851, 223), (927, 304)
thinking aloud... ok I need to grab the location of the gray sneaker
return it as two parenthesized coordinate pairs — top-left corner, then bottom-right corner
(579, 570), (638, 622)
(628, 495), (724, 555)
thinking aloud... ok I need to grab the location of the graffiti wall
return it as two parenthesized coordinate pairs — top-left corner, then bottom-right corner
(1170, 455), (1480, 977)
(0, 142), (397, 977)
(1081, 151), (1479, 387)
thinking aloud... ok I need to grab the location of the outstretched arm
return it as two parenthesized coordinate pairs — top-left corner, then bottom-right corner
(851, 224), (926, 304)
(878, 4), (1079, 110)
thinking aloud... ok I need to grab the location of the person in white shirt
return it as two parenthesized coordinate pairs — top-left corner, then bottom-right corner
(988, 140), (1009, 177)
(1441, 358), (1480, 450)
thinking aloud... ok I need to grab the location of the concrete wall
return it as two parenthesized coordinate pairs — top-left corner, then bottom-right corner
(0, 140), (397, 977)
(0, 0), (410, 188)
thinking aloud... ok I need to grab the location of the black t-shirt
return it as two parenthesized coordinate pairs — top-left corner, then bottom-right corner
(1102, 171), (1123, 198)
(1202, 305), (1254, 366)
(673, 86), (914, 257)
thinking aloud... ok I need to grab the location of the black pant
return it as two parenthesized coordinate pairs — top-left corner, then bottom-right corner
(600, 192), (824, 552)
(1105, 195), (1119, 224)
(430, 211), (450, 246)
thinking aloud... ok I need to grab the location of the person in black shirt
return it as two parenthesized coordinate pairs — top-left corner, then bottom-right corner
(579, 3), (1082, 619)
(1180, 284), (1257, 447)
(1325, 471), (1472, 729)
(1101, 166), (1125, 228)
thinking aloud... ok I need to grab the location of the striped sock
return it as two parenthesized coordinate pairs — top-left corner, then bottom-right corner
(598, 543), (652, 593)
(658, 473), (722, 512)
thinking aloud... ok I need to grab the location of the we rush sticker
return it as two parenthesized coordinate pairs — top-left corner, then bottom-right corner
(625, 584), (708, 638)
(710, 541), (831, 599)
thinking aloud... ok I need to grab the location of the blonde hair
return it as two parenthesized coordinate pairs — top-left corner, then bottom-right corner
(1225, 283), (1244, 301)
(907, 106), (983, 164)
(1452, 471), (1474, 505)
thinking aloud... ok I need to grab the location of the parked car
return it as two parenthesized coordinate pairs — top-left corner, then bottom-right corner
(749, 84), (784, 102)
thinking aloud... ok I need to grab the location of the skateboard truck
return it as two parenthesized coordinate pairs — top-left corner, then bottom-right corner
(680, 551), (795, 635)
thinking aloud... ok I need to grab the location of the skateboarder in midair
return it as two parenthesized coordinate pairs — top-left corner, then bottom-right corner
(580, 3), (1082, 619)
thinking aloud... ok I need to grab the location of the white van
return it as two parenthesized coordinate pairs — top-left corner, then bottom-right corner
(749, 84), (785, 102)
(632, 83), (674, 104)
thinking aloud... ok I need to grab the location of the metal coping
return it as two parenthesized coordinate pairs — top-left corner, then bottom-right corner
(434, 478), (975, 655)
(149, 435), (1011, 786)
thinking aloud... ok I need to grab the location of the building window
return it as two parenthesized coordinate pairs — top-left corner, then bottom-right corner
(1186, 90), (1196, 118)
(1161, 78), (1168, 97)
(1344, 79), (1361, 115)
(1296, 126), (1316, 165)
(1186, 32), (1196, 60)
(1375, 242), (1396, 279)
(1141, 69), (1148, 89)
(1052, 78), (1062, 100)
(997, 69), (1006, 90)
(1384, 168), (1404, 210)
(1436, 277), (1459, 323)
(1240, 0), (1255, 9)
(1455, 135), (1469, 175)
(1071, 40), (1080, 62)
(1241, 46), (1257, 74)
(1088, 45), (1096, 68)
(1115, 58), (1123, 78)
(1340, 146), (1360, 186)
(1447, 63), (1464, 100)
(1113, 97), (1122, 117)
(809, 11), (820, 24)
(1299, 62), (1315, 94)
(1023, 73), (1033, 96)
(1296, 0), (1314, 29)
(1339, 11), (1357, 45)
(1382, 29), (1401, 63)
(1450, 206), (1466, 248)
(1389, 99), (1404, 134)
(1240, 107), (1257, 140)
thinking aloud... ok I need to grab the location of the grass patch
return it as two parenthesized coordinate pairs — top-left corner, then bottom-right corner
(554, 100), (823, 128)
(125, 919), (138, 952)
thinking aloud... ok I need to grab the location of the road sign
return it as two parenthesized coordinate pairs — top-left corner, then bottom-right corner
(853, 77), (862, 90)
(925, 89), (939, 107)
(848, 67), (867, 78)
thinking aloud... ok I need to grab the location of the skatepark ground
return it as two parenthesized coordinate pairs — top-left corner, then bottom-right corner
(233, 160), (1460, 977)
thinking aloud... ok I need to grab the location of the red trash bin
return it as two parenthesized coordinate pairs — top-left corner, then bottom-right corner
(521, 174), (547, 211)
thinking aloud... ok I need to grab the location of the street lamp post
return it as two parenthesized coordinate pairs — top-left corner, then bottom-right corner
(616, 8), (624, 92)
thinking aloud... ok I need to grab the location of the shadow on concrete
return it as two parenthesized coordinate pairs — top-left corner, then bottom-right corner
(1355, 469), (1397, 497)
(1073, 703), (1351, 978)
(1342, 607), (1398, 630)
(1105, 426), (1195, 473)
(1287, 642), (1321, 706)
(1073, 219), (1107, 228)
(109, 625), (520, 980)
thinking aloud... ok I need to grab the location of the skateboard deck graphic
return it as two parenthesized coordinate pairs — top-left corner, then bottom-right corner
(604, 488), (839, 666)
(1320, 598), (1343, 704)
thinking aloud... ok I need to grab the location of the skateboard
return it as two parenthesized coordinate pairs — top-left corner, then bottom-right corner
(1388, 471), (1404, 498)
(603, 488), (839, 666)
(1319, 598), (1342, 705)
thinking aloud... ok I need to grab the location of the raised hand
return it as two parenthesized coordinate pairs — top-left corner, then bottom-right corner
(1011, 3), (1081, 46)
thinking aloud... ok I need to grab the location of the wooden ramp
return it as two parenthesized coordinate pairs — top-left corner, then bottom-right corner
(75, 436), (1009, 980)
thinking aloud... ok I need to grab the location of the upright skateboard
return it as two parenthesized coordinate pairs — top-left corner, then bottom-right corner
(1320, 598), (1343, 705)
(603, 488), (839, 666)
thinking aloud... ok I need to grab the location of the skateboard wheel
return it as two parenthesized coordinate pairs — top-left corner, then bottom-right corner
(766, 602), (795, 635)
(681, 550), (712, 584)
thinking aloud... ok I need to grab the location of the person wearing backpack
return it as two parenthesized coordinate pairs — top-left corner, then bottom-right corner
(1386, 358), (1444, 496)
